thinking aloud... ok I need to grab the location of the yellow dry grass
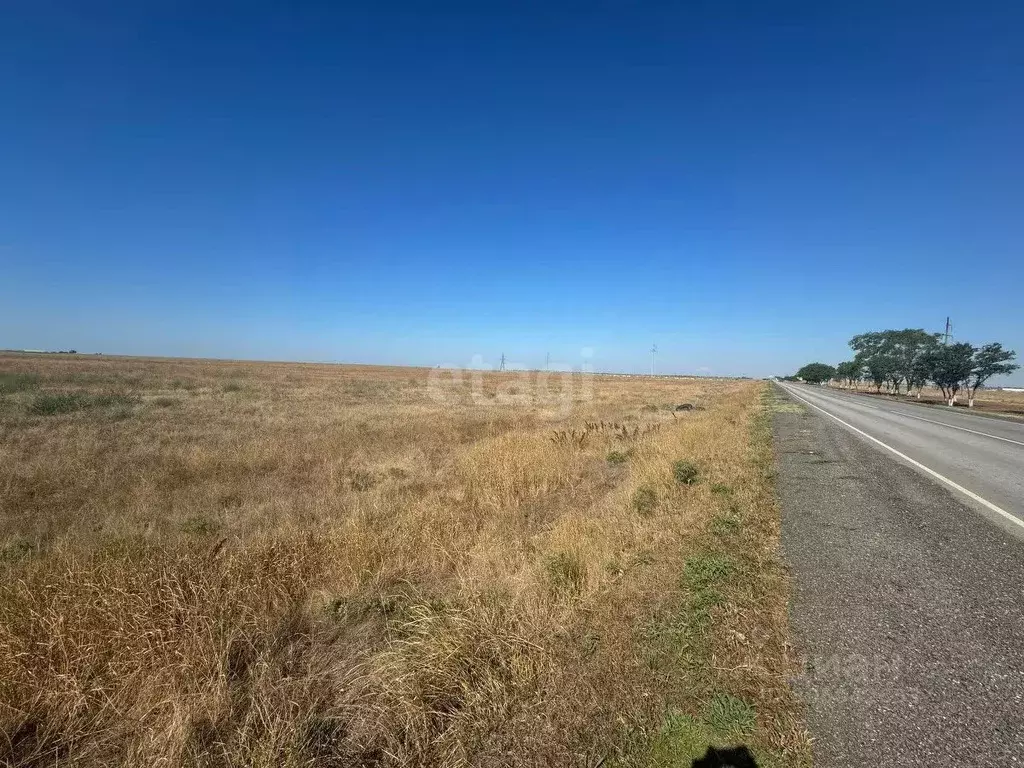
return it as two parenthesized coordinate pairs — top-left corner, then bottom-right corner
(0, 354), (806, 766)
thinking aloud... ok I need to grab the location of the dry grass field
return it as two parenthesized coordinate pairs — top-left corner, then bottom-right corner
(0, 354), (809, 767)
(829, 383), (1024, 418)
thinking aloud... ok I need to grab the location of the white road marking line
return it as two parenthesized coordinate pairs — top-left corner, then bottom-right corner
(808, 387), (1024, 448)
(779, 383), (1024, 531)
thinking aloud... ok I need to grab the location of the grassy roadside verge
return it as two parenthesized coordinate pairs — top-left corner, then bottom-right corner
(616, 384), (811, 767)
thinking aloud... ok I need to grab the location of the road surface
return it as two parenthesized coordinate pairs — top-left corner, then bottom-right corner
(778, 382), (1024, 534)
(772, 382), (1024, 766)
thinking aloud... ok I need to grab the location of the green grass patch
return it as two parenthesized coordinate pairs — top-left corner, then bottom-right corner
(606, 450), (630, 465)
(615, 697), (758, 768)
(684, 552), (737, 592)
(28, 392), (92, 415)
(545, 551), (585, 597)
(27, 391), (140, 416)
(672, 459), (700, 485)
(639, 552), (739, 667)
(631, 486), (658, 517)
(0, 373), (40, 394)
(703, 692), (756, 737)
(710, 511), (742, 536)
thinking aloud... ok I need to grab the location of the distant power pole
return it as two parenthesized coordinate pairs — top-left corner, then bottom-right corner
(545, 352), (550, 371)
(650, 344), (657, 376)
(498, 352), (506, 372)
(942, 317), (953, 345)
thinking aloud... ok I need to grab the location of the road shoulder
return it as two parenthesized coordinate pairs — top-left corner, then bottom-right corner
(771, 386), (1024, 766)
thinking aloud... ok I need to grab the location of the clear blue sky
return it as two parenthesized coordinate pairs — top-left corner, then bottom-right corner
(2, 1), (1022, 380)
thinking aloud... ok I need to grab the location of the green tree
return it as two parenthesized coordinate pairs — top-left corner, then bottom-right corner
(889, 329), (941, 396)
(908, 350), (937, 399)
(851, 329), (937, 395)
(861, 351), (894, 393)
(921, 343), (975, 406)
(851, 331), (897, 393)
(835, 361), (861, 389)
(902, 331), (942, 397)
(796, 362), (836, 384)
(966, 343), (1019, 407)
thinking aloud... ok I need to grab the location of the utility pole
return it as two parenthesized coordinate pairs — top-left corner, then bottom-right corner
(545, 351), (550, 371)
(942, 317), (952, 346)
(650, 344), (657, 376)
(498, 353), (506, 372)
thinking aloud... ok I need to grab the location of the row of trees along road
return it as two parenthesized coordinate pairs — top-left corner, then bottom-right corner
(796, 329), (1019, 407)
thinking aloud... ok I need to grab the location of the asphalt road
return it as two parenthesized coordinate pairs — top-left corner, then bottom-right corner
(778, 383), (1024, 534)
(772, 382), (1024, 766)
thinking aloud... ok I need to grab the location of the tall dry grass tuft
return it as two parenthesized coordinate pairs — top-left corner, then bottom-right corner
(0, 353), (806, 766)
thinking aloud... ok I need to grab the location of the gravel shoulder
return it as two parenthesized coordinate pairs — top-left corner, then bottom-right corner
(772, 386), (1024, 766)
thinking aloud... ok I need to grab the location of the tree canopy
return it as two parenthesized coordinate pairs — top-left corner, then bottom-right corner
(966, 343), (1020, 405)
(795, 362), (836, 384)
(922, 343), (975, 405)
(804, 325), (1019, 406)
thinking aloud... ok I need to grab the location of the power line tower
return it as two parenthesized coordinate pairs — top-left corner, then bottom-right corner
(942, 317), (953, 345)
(650, 344), (657, 376)
(498, 352), (506, 372)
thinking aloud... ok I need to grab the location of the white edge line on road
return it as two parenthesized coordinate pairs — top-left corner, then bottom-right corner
(778, 383), (1024, 531)
(810, 387), (1024, 448)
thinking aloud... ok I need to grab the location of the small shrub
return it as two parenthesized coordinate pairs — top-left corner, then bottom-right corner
(29, 392), (90, 415)
(672, 459), (700, 485)
(710, 482), (732, 495)
(631, 486), (657, 517)
(545, 552), (585, 596)
(0, 373), (40, 394)
(606, 450), (629, 465)
(152, 396), (177, 408)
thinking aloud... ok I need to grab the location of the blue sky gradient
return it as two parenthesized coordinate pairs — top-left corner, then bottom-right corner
(2, 2), (1022, 380)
